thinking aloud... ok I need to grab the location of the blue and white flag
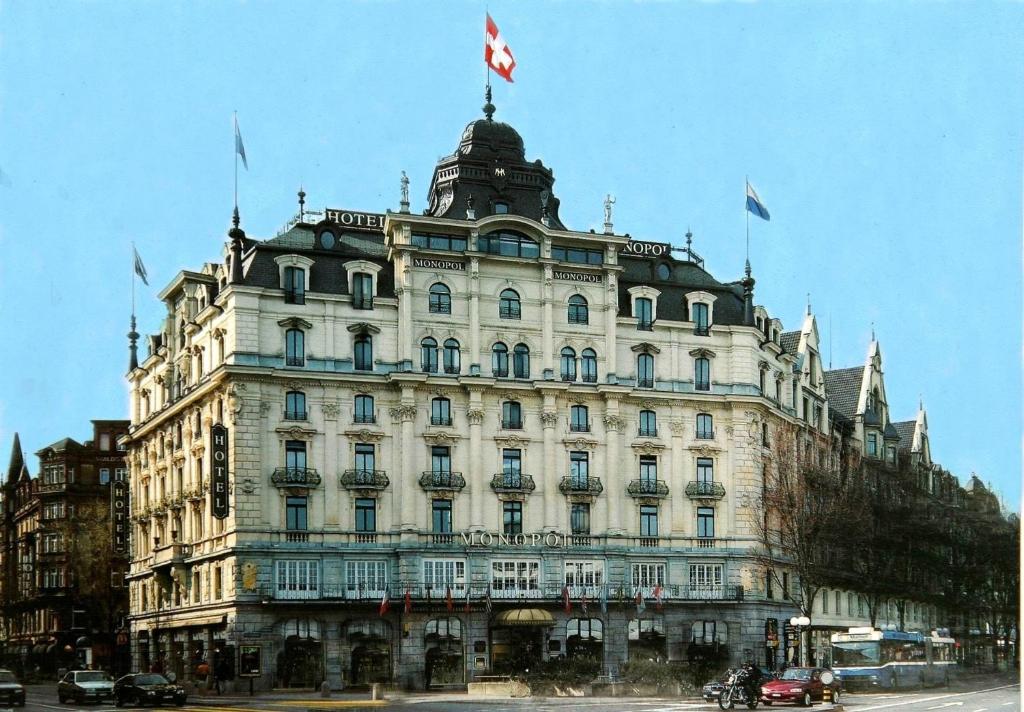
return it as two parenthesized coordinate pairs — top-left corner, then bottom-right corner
(133, 245), (149, 286)
(745, 180), (770, 221)
(235, 115), (248, 171)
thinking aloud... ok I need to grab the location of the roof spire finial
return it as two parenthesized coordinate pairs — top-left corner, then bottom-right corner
(232, 205), (240, 230)
(483, 85), (495, 121)
(298, 186), (306, 223)
(806, 292), (812, 316)
(686, 228), (693, 250)
(871, 322), (876, 341)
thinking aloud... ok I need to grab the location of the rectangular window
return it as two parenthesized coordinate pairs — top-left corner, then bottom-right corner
(835, 590), (842, 615)
(551, 246), (603, 265)
(564, 560), (604, 592)
(502, 449), (521, 475)
(502, 401), (522, 429)
(354, 498), (376, 532)
(412, 233), (468, 252)
(213, 565), (223, 599)
(782, 572), (790, 600)
(697, 506), (715, 538)
(766, 571), (774, 600)
(689, 563), (724, 598)
(99, 468), (111, 485)
(569, 451), (589, 486)
(631, 562), (665, 592)
(857, 595), (864, 617)
(423, 559), (466, 595)
(502, 501), (523, 535)
(693, 620), (728, 644)
(570, 503), (591, 535)
(635, 297), (653, 330)
(431, 446), (451, 473)
(352, 272), (374, 309)
(354, 443), (375, 475)
(639, 504), (659, 537)
(431, 398), (452, 426)
(696, 458), (714, 483)
(284, 266), (305, 304)
(354, 395), (375, 423)
(867, 433), (878, 457)
(345, 560), (387, 597)
(692, 302), (709, 335)
(639, 456), (657, 483)
(285, 440), (307, 472)
(822, 589), (830, 614)
(490, 560), (540, 597)
(275, 560), (320, 600)
(286, 496), (308, 531)
(431, 499), (452, 533)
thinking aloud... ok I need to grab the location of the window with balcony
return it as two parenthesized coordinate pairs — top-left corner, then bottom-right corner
(431, 499), (453, 534)
(431, 397), (452, 426)
(353, 334), (373, 371)
(696, 413), (713, 439)
(429, 283), (451, 314)
(354, 394), (375, 423)
(638, 409), (657, 437)
(492, 342), (509, 377)
(697, 506), (715, 538)
(635, 297), (653, 330)
(345, 560), (388, 597)
(570, 504), (591, 535)
(285, 329), (305, 367)
(352, 272), (374, 309)
(285, 391), (306, 420)
(640, 504), (659, 537)
(443, 339), (460, 374)
(502, 401), (522, 429)
(354, 442), (375, 475)
(502, 448), (522, 476)
(502, 501), (523, 535)
(275, 560), (319, 599)
(570, 451), (589, 487)
(570, 405), (589, 432)
(690, 564), (723, 597)
(421, 337), (438, 373)
(581, 348), (598, 383)
(695, 357), (710, 391)
(284, 266), (305, 304)
(513, 343), (530, 378)
(631, 562), (665, 589)
(697, 457), (714, 483)
(560, 347), (577, 381)
(491, 560), (540, 596)
(355, 498), (376, 533)
(286, 496), (308, 531)
(637, 353), (655, 388)
(640, 456), (658, 484)
(568, 295), (589, 324)
(499, 289), (521, 319)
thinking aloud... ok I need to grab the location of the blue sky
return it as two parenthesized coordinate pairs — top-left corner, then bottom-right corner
(0, 2), (1020, 507)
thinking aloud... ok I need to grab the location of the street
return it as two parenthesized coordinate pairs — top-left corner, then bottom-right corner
(12, 681), (1019, 712)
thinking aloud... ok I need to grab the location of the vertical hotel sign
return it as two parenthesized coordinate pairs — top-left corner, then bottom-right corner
(211, 424), (229, 519)
(111, 478), (129, 554)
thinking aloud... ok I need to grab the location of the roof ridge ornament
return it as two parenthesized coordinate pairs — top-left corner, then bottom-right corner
(483, 85), (495, 121)
(603, 194), (615, 234)
(400, 171), (410, 214)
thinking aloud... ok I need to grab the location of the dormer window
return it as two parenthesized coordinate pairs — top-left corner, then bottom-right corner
(686, 291), (717, 336)
(343, 260), (382, 310)
(693, 303), (709, 336)
(275, 255), (314, 305)
(635, 298), (653, 331)
(867, 432), (879, 457)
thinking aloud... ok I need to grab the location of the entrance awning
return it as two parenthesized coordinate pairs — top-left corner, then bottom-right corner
(493, 608), (555, 626)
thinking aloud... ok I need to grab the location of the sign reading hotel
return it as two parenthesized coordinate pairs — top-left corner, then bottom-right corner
(553, 270), (602, 284)
(324, 208), (386, 232)
(111, 479), (129, 554)
(414, 257), (466, 271)
(622, 240), (672, 258)
(210, 424), (230, 519)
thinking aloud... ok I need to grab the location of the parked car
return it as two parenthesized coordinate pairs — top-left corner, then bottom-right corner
(0, 669), (26, 707)
(760, 667), (840, 706)
(704, 667), (777, 702)
(59, 670), (115, 704)
(113, 673), (186, 707)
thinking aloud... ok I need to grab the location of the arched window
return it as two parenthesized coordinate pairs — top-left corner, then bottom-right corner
(499, 289), (521, 319)
(502, 401), (523, 430)
(420, 337), (438, 373)
(566, 618), (603, 659)
(692, 302), (709, 335)
(492, 342), (509, 377)
(635, 297), (653, 330)
(570, 405), (589, 433)
(581, 348), (598, 383)
(696, 413), (714, 439)
(695, 357), (710, 391)
(638, 409), (657, 437)
(285, 329), (305, 367)
(354, 335), (373, 371)
(284, 266), (305, 304)
(429, 283), (451, 314)
(285, 391), (306, 420)
(443, 339), (461, 374)
(637, 353), (654, 388)
(354, 394), (375, 424)
(568, 295), (589, 324)
(431, 397), (452, 426)
(513, 343), (530, 379)
(560, 347), (577, 382)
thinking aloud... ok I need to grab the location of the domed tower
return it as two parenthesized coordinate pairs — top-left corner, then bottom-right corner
(426, 90), (565, 228)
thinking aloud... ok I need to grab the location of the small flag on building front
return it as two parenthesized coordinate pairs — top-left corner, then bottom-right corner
(378, 589), (390, 617)
(600, 585), (608, 615)
(133, 246), (149, 286)
(485, 587), (493, 615)
(634, 588), (646, 616)
(485, 14), (516, 83)
(404, 589), (412, 614)
(562, 586), (572, 614)
(445, 586), (454, 612)
(464, 587), (471, 613)
(745, 180), (770, 221)
(653, 585), (664, 611)
(581, 593), (589, 615)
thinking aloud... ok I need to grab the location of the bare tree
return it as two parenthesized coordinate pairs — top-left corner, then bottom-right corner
(753, 421), (864, 666)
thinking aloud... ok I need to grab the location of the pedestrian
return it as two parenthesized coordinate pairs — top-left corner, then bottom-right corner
(212, 663), (221, 695)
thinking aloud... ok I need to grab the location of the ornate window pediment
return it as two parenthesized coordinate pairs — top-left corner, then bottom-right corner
(631, 342), (661, 355)
(688, 347), (716, 359)
(278, 316), (313, 330)
(347, 322), (381, 335)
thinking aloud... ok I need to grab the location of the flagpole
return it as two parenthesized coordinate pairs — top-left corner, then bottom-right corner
(233, 111), (238, 212)
(745, 175), (750, 267)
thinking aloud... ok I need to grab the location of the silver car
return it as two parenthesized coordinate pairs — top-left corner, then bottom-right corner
(58, 670), (115, 704)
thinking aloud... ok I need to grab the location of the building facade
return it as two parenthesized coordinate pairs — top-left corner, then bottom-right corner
(122, 102), (993, 691)
(0, 421), (130, 677)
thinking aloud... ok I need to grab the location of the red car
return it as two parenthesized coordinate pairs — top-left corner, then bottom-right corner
(760, 667), (840, 706)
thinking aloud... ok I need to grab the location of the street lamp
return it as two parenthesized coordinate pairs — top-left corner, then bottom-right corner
(789, 616), (810, 666)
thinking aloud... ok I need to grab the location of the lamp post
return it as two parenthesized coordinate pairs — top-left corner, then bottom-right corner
(789, 616), (810, 666)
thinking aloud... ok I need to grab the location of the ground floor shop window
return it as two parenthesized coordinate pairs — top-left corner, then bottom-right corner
(566, 618), (603, 660)
(343, 620), (392, 686)
(491, 627), (544, 674)
(424, 618), (463, 688)
(276, 619), (322, 689)
(628, 618), (666, 662)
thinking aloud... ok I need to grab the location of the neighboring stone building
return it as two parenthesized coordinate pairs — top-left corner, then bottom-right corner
(121, 99), (989, 690)
(0, 421), (130, 677)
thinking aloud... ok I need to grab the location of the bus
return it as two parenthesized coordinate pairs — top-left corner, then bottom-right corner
(830, 628), (957, 690)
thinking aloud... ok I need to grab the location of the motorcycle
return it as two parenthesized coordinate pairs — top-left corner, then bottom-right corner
(718, 668), (759, 710)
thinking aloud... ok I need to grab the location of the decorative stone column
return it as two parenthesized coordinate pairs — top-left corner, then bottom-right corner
(603, 410), (624, 534)
(669, 420), (687, 534)
(391, 398), (418, 533)
(468, 407), (485, 531)
(540, 410), (558, 531)
(542, 264), (554, 378)
(469, 257), (481, 374)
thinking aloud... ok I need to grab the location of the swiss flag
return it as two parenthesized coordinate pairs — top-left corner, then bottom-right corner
(485, 14), (516, 83)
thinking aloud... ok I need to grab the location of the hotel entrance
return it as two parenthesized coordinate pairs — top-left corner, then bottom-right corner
(424, 618), (464, 688)
(490, 608), (553, 674)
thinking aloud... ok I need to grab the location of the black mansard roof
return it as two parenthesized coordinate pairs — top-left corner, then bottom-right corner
(779, 330), (801, 354)
(616, 256), (746, 325)
(823, 366), (865, 419)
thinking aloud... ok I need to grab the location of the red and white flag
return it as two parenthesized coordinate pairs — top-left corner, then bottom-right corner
(653, 585), (664, 611)
(378, 590), (390, 617)
(404, 589), (412, 615)
(562, 585), (572, 614)
(485, 14), (516, 83)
